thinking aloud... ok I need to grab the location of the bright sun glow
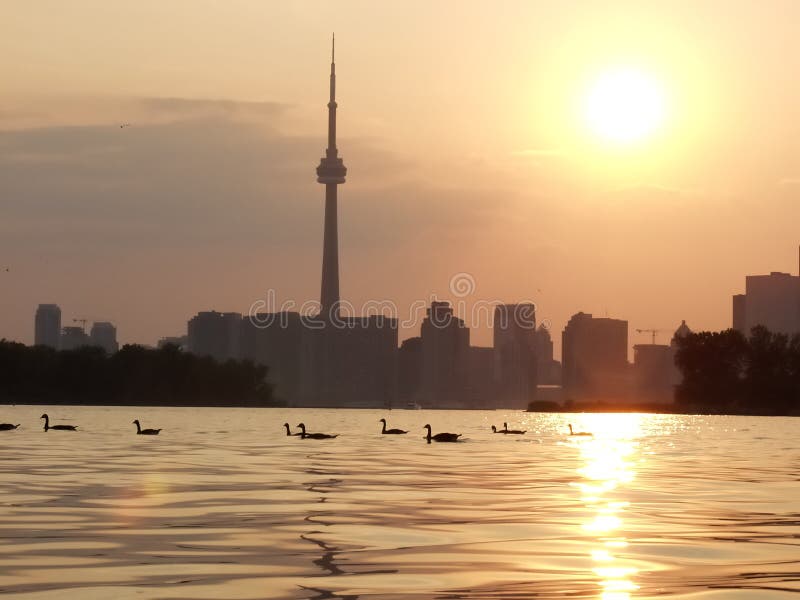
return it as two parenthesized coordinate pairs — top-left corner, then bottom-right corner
(583, 67), (667, 145)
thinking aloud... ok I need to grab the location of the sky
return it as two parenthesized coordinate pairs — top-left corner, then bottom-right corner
(1, 0), (799, 356)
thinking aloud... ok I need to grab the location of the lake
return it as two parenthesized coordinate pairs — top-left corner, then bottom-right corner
(0, 407), (798, 599)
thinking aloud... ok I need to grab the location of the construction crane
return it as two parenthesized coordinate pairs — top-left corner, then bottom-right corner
(636, 328), (665, 345)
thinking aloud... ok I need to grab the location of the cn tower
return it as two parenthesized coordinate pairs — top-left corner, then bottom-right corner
(316, 34), (347, 319)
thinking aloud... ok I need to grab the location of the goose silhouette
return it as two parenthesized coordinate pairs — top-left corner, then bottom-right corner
(296, 423), (337, 440)
(379, 418), (407, 435)
(491, 425), (505, 433)
(283, 423), (302, 436)
(133, 420), (161, 435)
(568, 424), (593, 437)
(503, 422), (526, 435)
(0, 423), (20, 431)
(40, 414), (77, 431)
(424, 424), (461, 443)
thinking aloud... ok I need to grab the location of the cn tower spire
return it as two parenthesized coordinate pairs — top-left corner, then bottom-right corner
(317, 34), (347, 319)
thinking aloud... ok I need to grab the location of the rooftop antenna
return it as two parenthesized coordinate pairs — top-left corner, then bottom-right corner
(332, 32), (335, 63)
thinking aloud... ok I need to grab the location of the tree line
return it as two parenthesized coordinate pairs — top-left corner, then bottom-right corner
(674, 326), (800, 415)
(0, 341), (276, 406)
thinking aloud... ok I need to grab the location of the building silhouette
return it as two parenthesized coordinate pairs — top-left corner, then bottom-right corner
(534, 324), (562, 385)
(240, 312), (306, 404)
(90, 321), (119, 354)
(60, 325), (90, 351)
(398, 336), (423, 402)
(420, 301), (470, 408)
(34, 304), (61, 349)
(732, 251), (800, 337)
(493, 303), (537, 408)
(187, 311), (242, 361)
(562, 312), (629, 401)
(632, 320), (692, 404)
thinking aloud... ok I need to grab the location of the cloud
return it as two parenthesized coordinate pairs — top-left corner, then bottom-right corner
(139, 97), (289, 119)
(0, 96), (510, 257)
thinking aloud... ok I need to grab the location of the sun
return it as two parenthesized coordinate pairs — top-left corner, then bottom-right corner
(582, 67), (667, 145)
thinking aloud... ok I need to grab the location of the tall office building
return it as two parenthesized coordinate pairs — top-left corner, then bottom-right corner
(493, 303), (537, 407)
(61, 326), (90, 350)
(534, 324), (562, 385)
(187, 311), (242, 362)
(562, 312), (629, 401)
(90, 322), (119, 354)
(732, 270), (800, 337)
(34, 304), (61, 349)
(420, 301), (470, 408)
(240, 312), (305, 404)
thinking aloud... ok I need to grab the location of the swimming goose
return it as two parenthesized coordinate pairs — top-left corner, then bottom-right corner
(296, 423), (337, 440)
(133, 419), (161, 435)
(0, 423), (20, 431)
(424, 424), (461, 443)
(379, 418), (407, 435)
(491, 425), (504, 433)
(568, 424), (593, 437)
(284, 423), (302, 436)
(503, 422), (527, 435)
(40, 414), (77, 431)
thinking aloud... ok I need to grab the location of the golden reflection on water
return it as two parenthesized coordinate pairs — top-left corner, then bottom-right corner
(572, 414), (643, 600)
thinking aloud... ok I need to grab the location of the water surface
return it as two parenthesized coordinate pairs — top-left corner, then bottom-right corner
(0, 407), (798, 599)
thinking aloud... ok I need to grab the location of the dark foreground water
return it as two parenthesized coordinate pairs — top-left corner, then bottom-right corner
(0, 407), (798, 599)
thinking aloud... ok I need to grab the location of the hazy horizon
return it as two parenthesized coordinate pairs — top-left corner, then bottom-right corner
(2, 1), (799, 356)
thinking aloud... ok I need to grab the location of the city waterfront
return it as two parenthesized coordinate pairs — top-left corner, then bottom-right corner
(0, 407), (797, 599)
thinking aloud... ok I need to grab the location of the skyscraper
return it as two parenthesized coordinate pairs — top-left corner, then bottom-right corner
(562, 312), (629, 401)
(493, 303), (537, 407)
(187, 311), (242, 362)
(89, 321), (119, 354)
(316, 35), (347, 320)
(34, 304), (61, 349)
(420, 301), (470, 408)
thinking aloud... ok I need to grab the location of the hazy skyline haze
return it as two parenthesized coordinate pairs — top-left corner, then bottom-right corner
(1, 0), (799, 352)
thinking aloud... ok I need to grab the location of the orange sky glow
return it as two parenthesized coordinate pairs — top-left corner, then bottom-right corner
(1, 1), (799, 355)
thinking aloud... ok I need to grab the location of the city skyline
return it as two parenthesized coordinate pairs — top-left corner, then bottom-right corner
(2, 2), (800, 357)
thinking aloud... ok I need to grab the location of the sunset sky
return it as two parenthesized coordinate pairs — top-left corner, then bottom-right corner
(1, 1), (799, 354)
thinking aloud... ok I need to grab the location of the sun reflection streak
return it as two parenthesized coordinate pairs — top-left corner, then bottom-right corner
(572, 415), (642, 600)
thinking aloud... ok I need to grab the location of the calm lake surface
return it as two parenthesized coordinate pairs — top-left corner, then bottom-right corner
(0, 407), (798, 599)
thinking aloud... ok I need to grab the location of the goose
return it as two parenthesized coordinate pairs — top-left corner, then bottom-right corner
(379, 418), (407, 435)
(568, 423), (593, 437)
(503, 422), (526, 435)
(133, 420), (161, 435)
(491, 425), (504, 433)
(284, 423), (302, 436)
(40, 414), (77, 431)
(0, 423), (20, 431)
(423, 424), (461, 443)
(296, 423), (337, 440)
